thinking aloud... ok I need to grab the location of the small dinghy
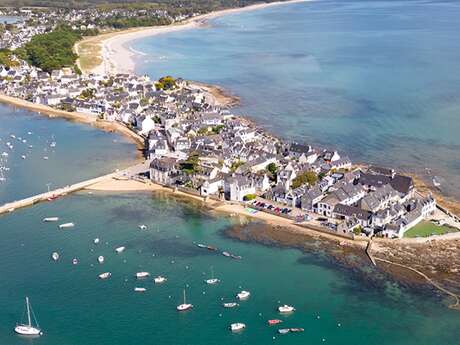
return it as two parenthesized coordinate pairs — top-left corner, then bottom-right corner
(223, 302), (239, 308)
(196, 243), (206, 248)
(154, 276), (167, 284)
(115, 246), (125, 253)
(93, 238), (100, 244)
(98, 272), (111, 280)
(14, 297), (43, 336)
(230, 323), (246, 332)
(134, 287), (146, 292)
(72, 258), (78, 265)
(138, 224), (147, 230)
(97, 256), (104, 264)
(222, 251), (231, 257)
(278, 305), (295, 313)
(278, 328), (290, 334)
(268, 319), (283, 325)
(236, 291), (250, 300)
(136, 272), (150, 279)
(58, 223), (74, 229)
(43, 217), (59, 222)
(51, 252), (59, 261)
(290, 328), (304, 333)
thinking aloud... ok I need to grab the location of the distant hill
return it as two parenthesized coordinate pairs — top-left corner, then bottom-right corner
(0, 0), (266, 10)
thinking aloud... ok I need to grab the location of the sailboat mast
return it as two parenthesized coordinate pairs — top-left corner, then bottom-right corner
(26, 297), (31, 327)
(183, 289), (186, 304)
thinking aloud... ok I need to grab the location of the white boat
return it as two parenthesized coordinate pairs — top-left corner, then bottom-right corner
(58, 222), (74, 229)
(176, 289), (193, 311)
(1, 152), (8, 157)
(205, 266), (220, 285)
(43, 156), (48, 160)
(97, 256), (104, 264)
(278, 305), (295, 313)
(236, 291), (250, 300)
(136, 272), (150, 279)
(72, 258), (78, 265)
(51, 252), (59, 261)
(223, 302), (239, 308)
(43, 217), (59, 222)
(433, 177), (441, 188)
(93, 238), (100, 244)
(134, 287), (147, 292)
(14, 297), (43, 336)
(50, 141), (56, 148)
(222, 251), (231, 257)
(138, 224), (147, 230)
(278, 328), (290, 334)
(21, 155), (26, 159)
(154, 276), (167, 284)
(115, 246), (125, 253)
(230, 323), (246, 332)
(98, 272), (111, 279)
(196, 243), (206, 248)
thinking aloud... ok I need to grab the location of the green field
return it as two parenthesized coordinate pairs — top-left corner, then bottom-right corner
(404, 221), (456, 238)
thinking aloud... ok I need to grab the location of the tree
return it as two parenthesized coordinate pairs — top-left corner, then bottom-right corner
(266, 162), (277, 175)
(291, 171), (318, 189)
(180, 152), (200, 175)
(155, 76), (176, 90)
(243, 194), (257, 201)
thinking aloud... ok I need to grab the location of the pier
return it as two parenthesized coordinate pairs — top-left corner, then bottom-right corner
(0, 162), (149, 216)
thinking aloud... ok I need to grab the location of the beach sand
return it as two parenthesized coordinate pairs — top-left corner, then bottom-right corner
(76, 0), (311, 76)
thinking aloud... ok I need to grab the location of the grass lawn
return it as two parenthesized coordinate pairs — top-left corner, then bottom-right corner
(404, 221), (456, 238)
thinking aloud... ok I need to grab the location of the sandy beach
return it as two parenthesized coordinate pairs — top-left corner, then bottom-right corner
(76, 0), (311, 75)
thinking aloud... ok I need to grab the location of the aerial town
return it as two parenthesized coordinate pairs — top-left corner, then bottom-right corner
(0, 7), (439, 240)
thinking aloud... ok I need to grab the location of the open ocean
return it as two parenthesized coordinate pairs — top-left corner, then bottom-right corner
(0, 1), (459, 344)
(134, 0), (460, 199)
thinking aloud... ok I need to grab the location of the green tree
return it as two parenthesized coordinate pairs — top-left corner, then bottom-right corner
(292, 171), (318, 189)
(180, 152), (200, 175)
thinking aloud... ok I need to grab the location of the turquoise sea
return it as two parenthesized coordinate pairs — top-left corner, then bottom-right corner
(0, 105), (138, 204)
(134, 0), (460, 199)
(0, 192), (459, 345)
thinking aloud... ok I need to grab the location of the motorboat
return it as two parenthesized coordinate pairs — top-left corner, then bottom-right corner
(98, 272), (111, 279)
(223, 302), (239, 308)
(134, 287), (146, 292)
(1, 152), (8, 157)
(50, 141), (56, 148)
(115, 246), (125, 253)
(278, 305), (295, 313)
(42, 217), (59, 222)
(268, 319), (283, 325)
(230, 323), (246, 332)
(43, 156), (48, 160)
(136, 272), (150, 279)
(72, 258), (78, 265)
(51, 252), (59, 261)
(97, 256), (104, 264)
(278, 328), (290, 334)
(14, 297), (43, 336)
(196, 243), (206, 248)
(58, 222), (74, 229)
(138, 224), (147, 230)
(207, 245), (217, 251)
(222, 251), (231, 257)
(236, 291), (250, 300)
(21, 155), (26, 159)
(176, 289), (193, 311)
(154, 276), (167, 284)
(205, 266), (220, 285)
(231, 254), (242, 260)
(93, 238), (100, 244)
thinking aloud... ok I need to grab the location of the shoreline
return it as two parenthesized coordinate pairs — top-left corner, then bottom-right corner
(0, 93), (146, 157)
(75, 0), (311, 75)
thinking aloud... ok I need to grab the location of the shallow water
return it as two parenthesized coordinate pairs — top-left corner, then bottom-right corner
(0, 192), (458, 345)
(133, 0), (460, 199)
(0, 105), (138, 204)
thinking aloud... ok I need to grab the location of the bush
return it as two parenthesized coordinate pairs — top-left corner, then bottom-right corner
(243, 194), (257, 201)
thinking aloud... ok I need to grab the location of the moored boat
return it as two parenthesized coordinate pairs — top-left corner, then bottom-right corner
(51, 252), (59, 261)
(154, 276), (167, 284)
(230, 323), (246, 332)
(136, 272), (150, 279)
(222, 251), (231, 257)
(278, 328), (290, 334)
(176, 289), (193, 311)
(278, 305), (295, 313)
(97, 256), (104, 264)
(138, 224), (147, 230)
(14, 297), (43, 336)
(290, 328), (304, 333)
(115, 246), (125, 253)
(196, 243), (206, 248)
(42, 217), (59, 222)
(205, 266), (220, 285)
(236, 291), (250, 300)
(268, 319), (283, 325)
(98, 272), (111, 279)
(134, 287), (146, 292)
(223, 302), (239, 308)
(58, 222), (74, 229)
(93, 238), (100, 244)
(72, 258), (78, 265)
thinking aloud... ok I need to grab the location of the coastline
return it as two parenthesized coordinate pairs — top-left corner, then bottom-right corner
(75, 0), (311, 75)
(0, 93), (146, 157)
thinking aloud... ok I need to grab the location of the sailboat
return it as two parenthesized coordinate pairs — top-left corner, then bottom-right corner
(14, 297), (43, 336)
(205, 266), (220, 285)
(176, 289), (193, 311)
